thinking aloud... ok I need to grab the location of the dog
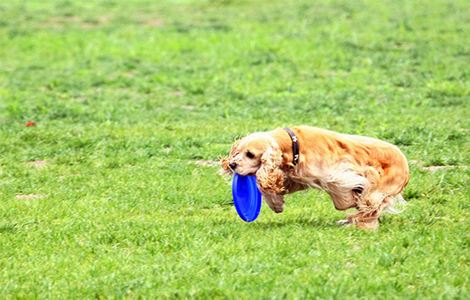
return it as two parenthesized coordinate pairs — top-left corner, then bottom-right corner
(221, 126), (409, 229)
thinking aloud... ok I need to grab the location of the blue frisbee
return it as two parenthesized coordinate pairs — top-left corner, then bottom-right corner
(232, 174), (262, 222)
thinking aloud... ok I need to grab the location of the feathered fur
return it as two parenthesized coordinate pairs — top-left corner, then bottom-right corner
(221, 126), (410, 229)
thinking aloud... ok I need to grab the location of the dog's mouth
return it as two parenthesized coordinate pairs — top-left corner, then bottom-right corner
(231, 170), (256, 176)
(226, 161), (258, 176)
(237, 171), (256, 176)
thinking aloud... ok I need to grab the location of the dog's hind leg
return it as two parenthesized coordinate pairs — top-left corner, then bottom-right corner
(349, 158), (410, 228)
(347, 190), (386, 229)
(324, 164), (369, 211)
(340, 166), (383, 229)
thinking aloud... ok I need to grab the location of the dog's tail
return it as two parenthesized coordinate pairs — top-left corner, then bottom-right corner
(383, 193), (407, 214)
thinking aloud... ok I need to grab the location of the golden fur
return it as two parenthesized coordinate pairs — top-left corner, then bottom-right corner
(221, 126), (409, 229)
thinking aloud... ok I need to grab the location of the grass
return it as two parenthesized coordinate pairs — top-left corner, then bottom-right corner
(0, 0), (469, 298)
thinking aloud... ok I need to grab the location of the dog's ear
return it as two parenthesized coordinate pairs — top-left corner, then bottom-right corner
(256, 147), (286, 194)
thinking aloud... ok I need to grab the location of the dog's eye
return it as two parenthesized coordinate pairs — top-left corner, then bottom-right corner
(246, 151), (255, 159)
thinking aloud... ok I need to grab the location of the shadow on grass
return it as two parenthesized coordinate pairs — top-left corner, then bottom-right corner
(210, 216), (341, 229)
(252, 217), (341, 229)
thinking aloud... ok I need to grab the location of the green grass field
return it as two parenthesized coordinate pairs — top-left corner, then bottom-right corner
(1, 0), (469, 298)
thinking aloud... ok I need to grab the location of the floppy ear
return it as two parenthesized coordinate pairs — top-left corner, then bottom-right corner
(256, 147), (286, 195)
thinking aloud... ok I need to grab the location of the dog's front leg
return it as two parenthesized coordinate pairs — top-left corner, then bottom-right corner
(263, 193), (285, 213)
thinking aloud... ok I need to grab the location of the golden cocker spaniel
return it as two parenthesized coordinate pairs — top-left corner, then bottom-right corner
(221, 126), (409, 229)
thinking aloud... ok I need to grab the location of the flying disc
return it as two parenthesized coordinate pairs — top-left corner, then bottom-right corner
(232, 174), (262, 222)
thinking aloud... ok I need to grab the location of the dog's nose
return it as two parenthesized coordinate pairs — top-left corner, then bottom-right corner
(229, 163), (237, 170)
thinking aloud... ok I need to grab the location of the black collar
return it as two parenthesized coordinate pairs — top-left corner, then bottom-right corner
(283, 127), (300, 165)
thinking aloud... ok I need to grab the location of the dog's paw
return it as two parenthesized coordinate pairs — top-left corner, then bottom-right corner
(356, 220), (379, 230)
(336, 219), (351, 226)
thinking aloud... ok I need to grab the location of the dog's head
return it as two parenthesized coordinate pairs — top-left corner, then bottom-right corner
(220, 132), (286, 194)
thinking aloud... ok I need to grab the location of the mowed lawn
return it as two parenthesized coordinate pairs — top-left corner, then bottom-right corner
(1, 0), (469, 298)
